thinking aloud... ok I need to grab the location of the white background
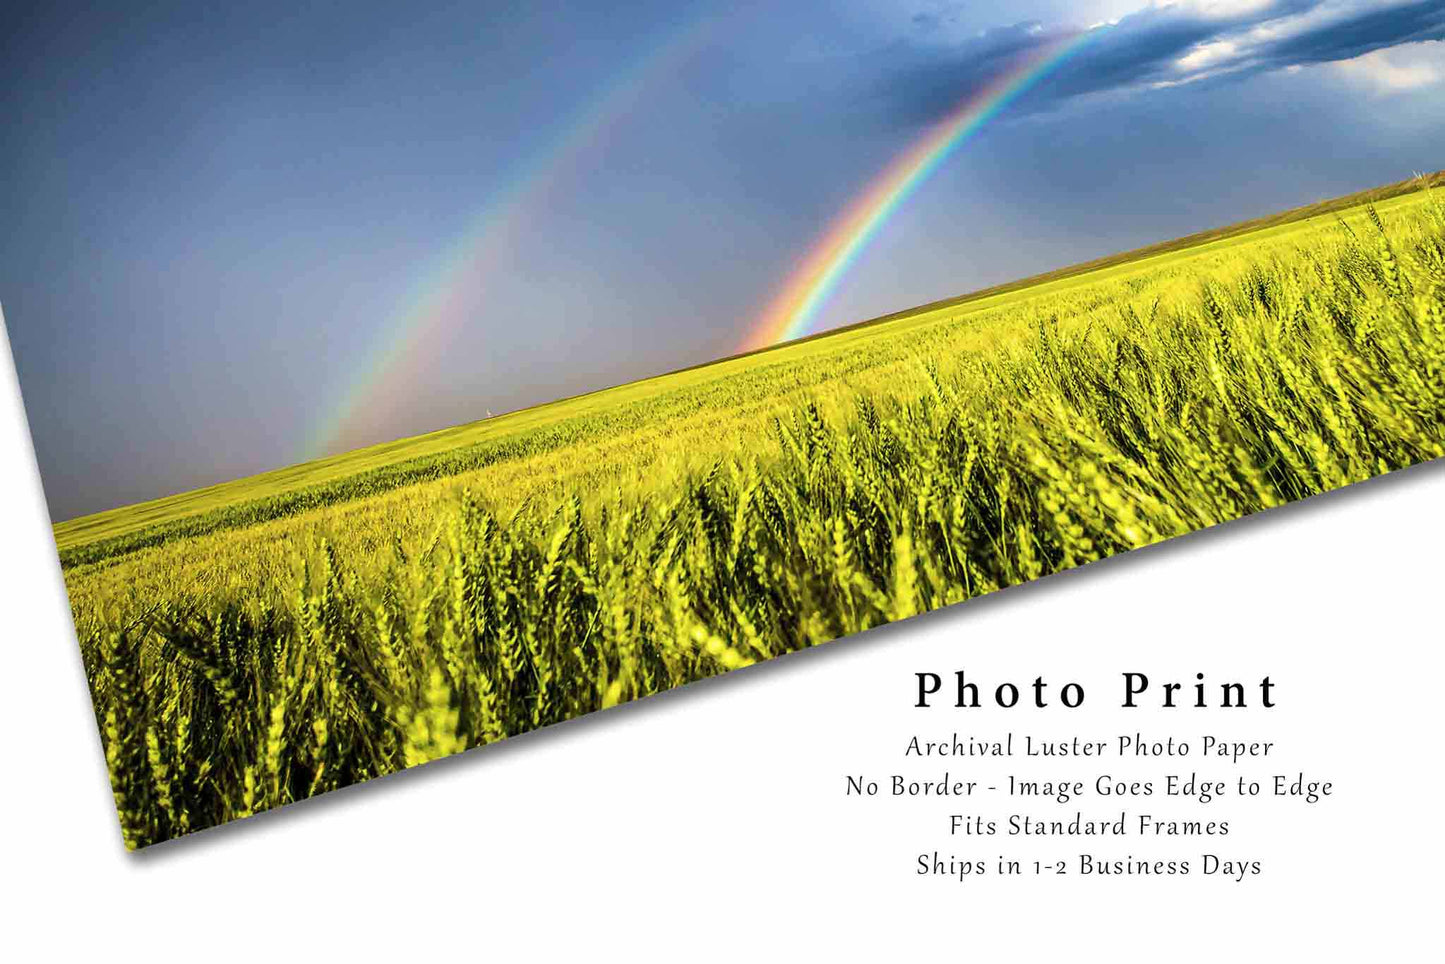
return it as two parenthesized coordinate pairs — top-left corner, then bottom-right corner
(2, 315), (1439, 960)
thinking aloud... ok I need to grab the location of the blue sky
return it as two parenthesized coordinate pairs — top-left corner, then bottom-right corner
(3, 0), (1443, 519)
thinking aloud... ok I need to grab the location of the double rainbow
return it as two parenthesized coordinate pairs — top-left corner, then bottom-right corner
(312, 21), (1106, 455)
(741, 27), (1105, 352)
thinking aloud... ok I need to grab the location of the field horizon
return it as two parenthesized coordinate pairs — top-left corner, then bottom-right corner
(51, 168), (1444, 548)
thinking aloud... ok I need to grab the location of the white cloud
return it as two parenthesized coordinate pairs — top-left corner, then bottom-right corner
(1177, 39), (1242, 70)
(1330, 39), (1445, 92)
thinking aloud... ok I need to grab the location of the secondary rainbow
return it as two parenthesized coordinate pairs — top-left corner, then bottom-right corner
(308, 14), (724, 457)
(741, 26), (1107, 352)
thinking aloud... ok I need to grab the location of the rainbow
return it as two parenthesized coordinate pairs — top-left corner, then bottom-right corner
(741, 26), (1106, 352)
(308, 14), (724, 457)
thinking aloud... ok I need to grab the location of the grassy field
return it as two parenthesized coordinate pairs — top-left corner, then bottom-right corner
(68, 177), (1445, 848)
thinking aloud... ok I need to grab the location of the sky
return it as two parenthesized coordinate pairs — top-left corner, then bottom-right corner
(3, 0), (1443, 520)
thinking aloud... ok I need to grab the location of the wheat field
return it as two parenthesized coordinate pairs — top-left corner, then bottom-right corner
(64, 180), (1445, 848)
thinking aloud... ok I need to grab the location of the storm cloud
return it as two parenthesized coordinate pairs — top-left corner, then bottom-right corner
(883, 1), (1445, 124)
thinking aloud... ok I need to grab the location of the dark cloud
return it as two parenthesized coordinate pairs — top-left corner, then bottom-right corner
(1268, 1), (1445, 63)
(881, 1), (1445, 126)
